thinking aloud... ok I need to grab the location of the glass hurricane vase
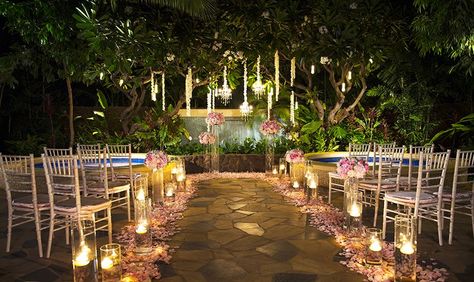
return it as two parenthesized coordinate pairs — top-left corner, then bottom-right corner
(151, 168), (164, 206)
(210, 125), (220, 173)
(265, 136), (275, 175)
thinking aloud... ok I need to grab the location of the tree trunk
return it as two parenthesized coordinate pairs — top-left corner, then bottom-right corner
(65, 76), (74, 147)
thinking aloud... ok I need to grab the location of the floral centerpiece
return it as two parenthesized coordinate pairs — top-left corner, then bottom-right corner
(206, 112), (225, 126)
(336, 157), (369, 179)
(259, 120), (281, 136)
(198, 132), (216, 145)
(145, 150), (168, 171)
(285, 149), (305, 163)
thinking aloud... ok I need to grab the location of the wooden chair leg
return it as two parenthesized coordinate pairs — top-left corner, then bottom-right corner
(47, 215), (55, 258)
(418, 215), (422, 235)
(382, 199), (388, 239)
(34, 210), (43, 257)
(127, 189), (131, 221)
(107, 207), (113, 243)
(449, 209), (455, 245)
(65, 216), (70, 245)
(6, 208), (13, 253)
(437, 208), (443, 246)
(471, 195), (474, 239)
(328, 177), (332, 204)
(373, 191), (380, 227)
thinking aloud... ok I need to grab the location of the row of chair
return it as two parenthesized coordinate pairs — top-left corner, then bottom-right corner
(0, 144), (139, 258)
(328, 143), (473, 246)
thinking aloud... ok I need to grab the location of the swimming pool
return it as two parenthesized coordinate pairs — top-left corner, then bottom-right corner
(308, 156), (419, 166)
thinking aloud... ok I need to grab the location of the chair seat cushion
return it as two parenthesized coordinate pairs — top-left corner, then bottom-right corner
(359, 179), (397, 190)
(386, 176), (417, 186)
(87, 181), (130, 193)
(55, 196), (111, 213)
(433, 189), (472, 201)
(12, 194), (67, 210)
(385, 191), (437, 204)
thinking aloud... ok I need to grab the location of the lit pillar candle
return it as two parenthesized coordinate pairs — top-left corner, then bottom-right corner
(292, 181), (300, 188)
(136, 189), (145, 201)
(366, 228), (383, 265)
(349, 203), (361, 217)
(100, 243), (122, 282)
(136, 222), (147, 234)
(74, 245), (91, 267)
(400, 241), (414, 255)
(309, 179), (317, 189)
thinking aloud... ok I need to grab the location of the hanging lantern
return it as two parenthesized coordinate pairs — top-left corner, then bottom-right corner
(185, 68), (193, 116)
(150, 72), (157, 102)
(240, 61), (253, 119)
(252, 55), (265, 99)
(218, 66), (232, 105)
(290, 57), (296, 125)
(267, 87), (273, 120)
(161, 72), (165, 111)
(274, 50), (279, 101)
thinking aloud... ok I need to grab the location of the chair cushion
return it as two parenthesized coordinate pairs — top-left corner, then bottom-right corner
(385, 176), (416, 186)
(12, 194), (67, 210)
(359, 178), (397, 190)
(87, 180), (130, 193)
(55, 196), (111, 213)
(433, 189), (472, 201)
(385, 191), (437, 204)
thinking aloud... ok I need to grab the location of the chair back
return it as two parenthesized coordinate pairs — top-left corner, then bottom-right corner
(42, 154), (82, 215)
(77, 147), (109, 196)
(43, 147), (73, 157)
(106, 144), (133, 183)
(373, 146), (405, 187)
(348, 143), (371, 161)
(372, 142), (396, 175)
(406, 144), (435, 189)
(452, 149), (474, 198)
(0, 154), (38, 207)
(414, 150), (451, 214)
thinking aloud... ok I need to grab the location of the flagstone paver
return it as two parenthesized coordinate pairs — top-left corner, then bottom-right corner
(161, 178), (364, 282)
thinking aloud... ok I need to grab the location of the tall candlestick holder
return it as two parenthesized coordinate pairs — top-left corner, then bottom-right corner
(395, 215), (417, 282)
(71, 218), (98, 282)
(100, 243), (122, 282)
(365, 228), (383, 265)
(135, 198), (152, 254)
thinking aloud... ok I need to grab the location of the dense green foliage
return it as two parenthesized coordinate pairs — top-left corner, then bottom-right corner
(0, 0), (473, 155)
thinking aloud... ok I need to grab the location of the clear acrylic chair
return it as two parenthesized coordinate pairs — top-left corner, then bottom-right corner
(42, 153), (112, 258)
(328, 143), (372, 204)
(359, 146), (405, 226)
(80, 148), (132, 221)
(382, 150), (450, 246)
(0, 154), (47, 257)
(443, 149), (474, 245)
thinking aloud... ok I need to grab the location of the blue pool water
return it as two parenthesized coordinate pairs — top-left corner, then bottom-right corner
(35, 157), (145, 169)
(310, 156), (419, 166)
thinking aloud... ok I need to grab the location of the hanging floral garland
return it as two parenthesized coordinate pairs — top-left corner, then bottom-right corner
(240, 60), (252, 119)
(185, 68), (193, 116)
(218, 66), (232, 105)
(150, 71), (157, 101)
(267, 87), (273, 120)
(207, 86), (212, 132)
(290, 57), (296, 125)
(161, 72), (166, 111)
(274, 50), (280, 102)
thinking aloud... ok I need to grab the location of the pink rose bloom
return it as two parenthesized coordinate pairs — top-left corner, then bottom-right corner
(145, 150), (168, 170)
(336, 157), (369, 179)
(198, 132), (216, 145)
(285, 149), (305, 163)
(206, 112), (225, 126)
(259, 120), (282, 136)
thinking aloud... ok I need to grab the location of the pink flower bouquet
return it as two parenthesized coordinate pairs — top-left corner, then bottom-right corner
(285, 149), (305, 163)
(198, 132), (216, 145)
(259, 120), (282, 136)
(145, 150), (168, 170)
(336, 157), (369, 179)
(206, 112), (225, 126)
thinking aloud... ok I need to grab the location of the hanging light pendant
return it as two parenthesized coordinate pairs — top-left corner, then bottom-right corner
(240, 61), (253, 119)
(185, 68), (193, 116)
(252, 55), (264, 99)
(218, 66), (232, 105)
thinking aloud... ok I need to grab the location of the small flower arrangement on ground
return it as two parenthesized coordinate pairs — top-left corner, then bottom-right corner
(336, 157), (369, 179)
(145, 150), (168, 170)
(198, 132), (216, 145)
(285, 149), (305, 163)
(259, 120), (282, 136)
(206, 112), (225, 126)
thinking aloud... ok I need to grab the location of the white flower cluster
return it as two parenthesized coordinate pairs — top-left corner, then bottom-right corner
(166, 53), (175, 62)
(320, 56), (332, 65)
(319, 26), (328, 34)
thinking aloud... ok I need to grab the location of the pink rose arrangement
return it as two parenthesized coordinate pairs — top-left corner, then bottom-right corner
(198, 132), (216, 145)
(285, 149), (305, 163)
(259, 120), (282, 136)
(206, 112), (225, 126)
(145, 150), (168, 170)
(336, 157), (369, 179)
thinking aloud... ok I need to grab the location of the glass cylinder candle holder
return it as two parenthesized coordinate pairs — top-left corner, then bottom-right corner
(395, 215), (417, 282)
(164, 182), (176, 204)
(365, 228), (383, 265)
(290, 162), (305, 189)
(265, 136), (275, 175)
(135, 199), (152, 254)
(100, 243), (122, 282)
(71, 218), (98, 282)
(345, 191), (363, 231)
(175, 166), (186, 191)
(151, 168), (164, 206)
(279, 157), (287, 178)
(271, 165), (279, 176)
(306, 173), (319, 201)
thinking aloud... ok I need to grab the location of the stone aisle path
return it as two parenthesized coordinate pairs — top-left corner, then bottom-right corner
(159, 178), (364, 282)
